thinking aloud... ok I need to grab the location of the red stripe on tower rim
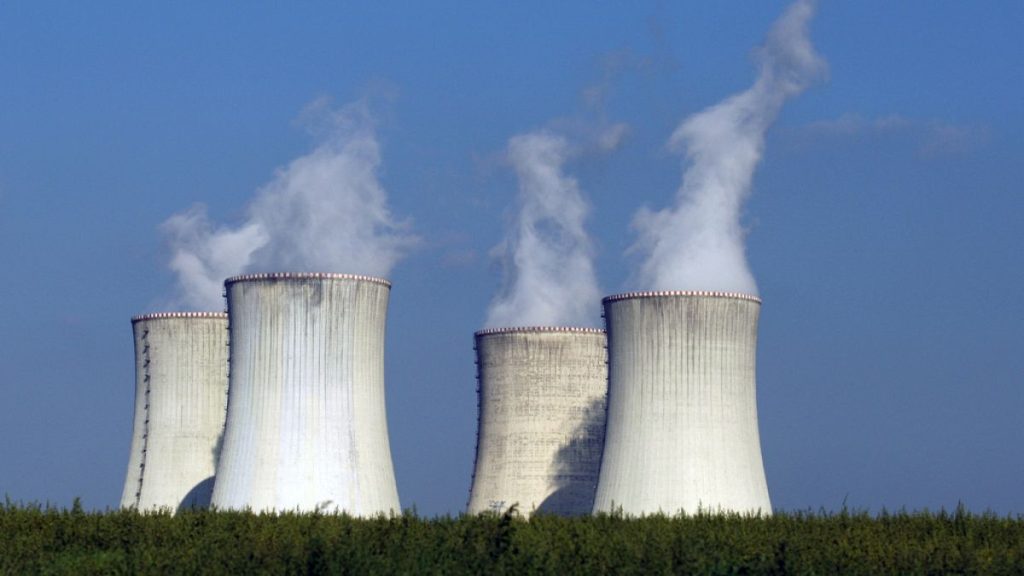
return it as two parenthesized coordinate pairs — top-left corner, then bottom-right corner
(131, 311), (228, 323)
(602, 290), (761, 304)
(224, 272), (391, 288)
(474, 326), (606, 337)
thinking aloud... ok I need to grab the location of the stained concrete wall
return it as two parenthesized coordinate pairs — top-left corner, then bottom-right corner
(593, 292), (771, 516)
(467, 327), (607, 517)
(211, 273), (400, 515)
(120, 312), (229, 511)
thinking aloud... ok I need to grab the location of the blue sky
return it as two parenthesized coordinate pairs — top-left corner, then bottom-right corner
(0, 1), (1021, 516)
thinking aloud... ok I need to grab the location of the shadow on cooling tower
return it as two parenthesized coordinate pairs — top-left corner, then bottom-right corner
(535, 396), (607, 516)
(177, 476), (215, 513)
(175, 430), (224, 513)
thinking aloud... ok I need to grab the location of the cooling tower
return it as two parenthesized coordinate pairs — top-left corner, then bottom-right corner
(467, 327), (607, 517)
(593, 291), (771, 516)
(120, 312), (229, 512)
(210, 273), (400, 515)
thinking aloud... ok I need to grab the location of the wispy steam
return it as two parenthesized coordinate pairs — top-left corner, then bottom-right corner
(162, 208), (267, 311)
(802, 113), (989, 158)
(633, 0), (825, 294)
(485, 131), (602, 328)
(163, 100), (415, 311)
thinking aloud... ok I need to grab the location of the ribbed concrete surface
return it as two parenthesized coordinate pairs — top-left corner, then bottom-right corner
(120, 313), (229, 511)
(593, 292), (771, 516)
(468, 328), (607, 517)
(211, 273), (400, 515)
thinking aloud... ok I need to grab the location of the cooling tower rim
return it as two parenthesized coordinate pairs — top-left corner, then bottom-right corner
(602, 290), (761, 304)
(224, 272), (391, 287)
(474, 326), (606, 337)
(131, 311), (228, 323)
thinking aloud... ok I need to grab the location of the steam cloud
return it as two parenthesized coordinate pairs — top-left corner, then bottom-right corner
(163, 101), (415, 310)
(633, 0), (825, 294)
(485, 131), (602, 328)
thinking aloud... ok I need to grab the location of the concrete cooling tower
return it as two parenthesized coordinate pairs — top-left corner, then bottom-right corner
(210, 273), (400, 515)
(593, 291), (771, 516)
(467, 327), (607, 517)
(120, 312), (229, 512)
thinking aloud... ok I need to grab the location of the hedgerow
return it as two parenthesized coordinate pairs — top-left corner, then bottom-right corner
(2, 499), (1022, 574)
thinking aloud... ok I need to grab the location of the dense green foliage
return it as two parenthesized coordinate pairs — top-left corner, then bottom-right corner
(2, 500), (1023, 574)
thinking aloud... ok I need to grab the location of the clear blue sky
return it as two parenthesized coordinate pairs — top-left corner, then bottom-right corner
(0, 1), (1021, 516)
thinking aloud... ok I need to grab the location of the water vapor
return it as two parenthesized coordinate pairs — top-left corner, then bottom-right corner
(163, 101), (415, 311)
(633, 0), (825, 294)
(485, 131), (602, 328)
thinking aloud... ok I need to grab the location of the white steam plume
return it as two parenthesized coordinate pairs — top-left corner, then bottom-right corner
(633, 0), (825, 294)
(485, 131), (601, 328)
(163, 101), (415, 311)
(162, 208), (267, 310)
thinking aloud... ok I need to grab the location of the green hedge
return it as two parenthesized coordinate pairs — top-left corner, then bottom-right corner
(2, 500), (1023, 574)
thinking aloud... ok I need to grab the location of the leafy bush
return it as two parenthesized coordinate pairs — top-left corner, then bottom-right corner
(2, 500), (1022, 574)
